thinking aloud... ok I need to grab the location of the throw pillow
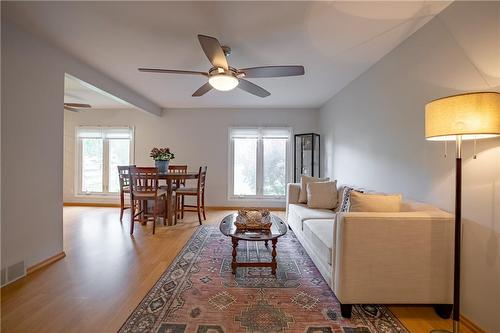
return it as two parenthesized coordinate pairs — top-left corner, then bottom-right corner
(339, 186), (364, 212)
(349, 191), (402, 212)
(306, 180), (338, 209)
(299, 175), (329, 203)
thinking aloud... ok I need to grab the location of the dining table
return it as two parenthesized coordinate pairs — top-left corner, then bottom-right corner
(158, 171), (199, 226)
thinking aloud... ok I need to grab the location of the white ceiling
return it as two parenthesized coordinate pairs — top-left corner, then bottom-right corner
(5, 1), (451, 109)
(65, 74), (131, 109)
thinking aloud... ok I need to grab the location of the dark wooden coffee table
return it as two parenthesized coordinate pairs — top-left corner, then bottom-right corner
(219, 213), (287, 275)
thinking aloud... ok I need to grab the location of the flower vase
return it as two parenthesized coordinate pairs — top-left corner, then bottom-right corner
(155, 160), (169, 174)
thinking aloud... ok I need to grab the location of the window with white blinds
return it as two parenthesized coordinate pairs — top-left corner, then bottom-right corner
(76, 126), (134, 195)
(229, 127), (291, 199)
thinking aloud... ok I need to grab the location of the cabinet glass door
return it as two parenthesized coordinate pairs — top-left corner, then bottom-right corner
(294, 133), (320, 182)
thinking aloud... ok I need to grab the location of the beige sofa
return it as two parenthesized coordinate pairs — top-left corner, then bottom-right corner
(286, 183), (455, 317)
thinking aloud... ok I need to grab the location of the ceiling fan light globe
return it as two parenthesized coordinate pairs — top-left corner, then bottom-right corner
(208, 74), (239, 91)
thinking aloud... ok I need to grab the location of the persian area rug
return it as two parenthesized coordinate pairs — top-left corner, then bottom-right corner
(119, 225), (408, 333)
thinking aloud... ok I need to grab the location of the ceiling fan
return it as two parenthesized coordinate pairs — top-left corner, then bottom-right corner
(138, 34), (305, 98)
(64, 103), (91, 112)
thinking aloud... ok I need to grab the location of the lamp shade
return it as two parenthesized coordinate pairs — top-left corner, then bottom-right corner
(425, 92), (500, 141)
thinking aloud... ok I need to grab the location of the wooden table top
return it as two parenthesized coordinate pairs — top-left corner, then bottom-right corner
(219, 213), (287, 241)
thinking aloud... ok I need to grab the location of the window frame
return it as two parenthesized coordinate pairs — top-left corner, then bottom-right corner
(227, 127), (292, 201)
(75, 126), (135, 197)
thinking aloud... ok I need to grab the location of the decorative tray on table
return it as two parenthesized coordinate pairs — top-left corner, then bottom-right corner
(235, 209), (272, 231)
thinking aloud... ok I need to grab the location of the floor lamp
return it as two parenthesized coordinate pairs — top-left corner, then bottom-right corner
(425, 91), (500, 333)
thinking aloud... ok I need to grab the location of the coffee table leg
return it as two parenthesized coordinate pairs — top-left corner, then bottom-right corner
(231, 238), (238, 274)
(264, 240), (268, 247)
(271, 239), (277, 275)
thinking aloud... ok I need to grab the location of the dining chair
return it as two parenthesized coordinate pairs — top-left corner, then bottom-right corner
(175, 166), (207, 225)
(167, 165), (188, 220)
(117, 165), (136, 222)
(168, 164), (188, 188)
(129, 167), (167, 235)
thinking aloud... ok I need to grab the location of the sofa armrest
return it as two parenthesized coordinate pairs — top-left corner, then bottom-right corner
(286, 183), (301, 217)
(333, 211), (454, 304)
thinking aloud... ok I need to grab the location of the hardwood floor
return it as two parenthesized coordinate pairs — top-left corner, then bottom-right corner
(1, 207), (468, 333)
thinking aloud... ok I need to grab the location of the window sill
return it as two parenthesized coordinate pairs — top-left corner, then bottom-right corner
(75, 193), (120, 199)
(228, 196), (285, 202)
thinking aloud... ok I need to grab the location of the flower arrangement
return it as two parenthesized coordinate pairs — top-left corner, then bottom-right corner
(150, 147), (175, 161)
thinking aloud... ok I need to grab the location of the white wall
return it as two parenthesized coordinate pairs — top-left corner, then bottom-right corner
(319, 2), (499, 331)
(64, 108), (318, 207)
(2, 20), (65, 273)
(0, 19), (160, 279)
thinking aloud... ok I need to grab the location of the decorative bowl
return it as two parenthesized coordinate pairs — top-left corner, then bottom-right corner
(235, 209), (272, 231)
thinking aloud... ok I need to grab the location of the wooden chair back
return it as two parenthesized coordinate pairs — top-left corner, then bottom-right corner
(168, 165), (188, 186)
(129, 167), (160, 197)
(118, 165), (136, 191)
(197, 166), (208, 192)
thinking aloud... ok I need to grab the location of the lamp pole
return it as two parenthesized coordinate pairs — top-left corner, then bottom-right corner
(431, 138), (462, 333)
(453, 135), (462, 333)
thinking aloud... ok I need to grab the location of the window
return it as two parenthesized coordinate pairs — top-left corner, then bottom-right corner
(229, 127), (291, 199)
(76, 126), (134, 195)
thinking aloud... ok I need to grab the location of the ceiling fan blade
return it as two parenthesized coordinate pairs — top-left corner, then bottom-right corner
(64, 103), (91, 108)
(240, 65), (305, 78)
(192, 82), (213, 97)
(64, 106), (82, 112)
(238, 79), (270, 98)
(197, 34), (229, 70)
(138, 68), (208, 76)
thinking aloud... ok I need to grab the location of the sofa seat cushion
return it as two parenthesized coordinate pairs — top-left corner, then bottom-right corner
(303, 219), (335, 265)
(288, 204), (336, 229)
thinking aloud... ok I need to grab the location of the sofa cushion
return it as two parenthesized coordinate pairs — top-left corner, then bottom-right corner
(339, 186), (364, 212)
(288, 204), (336, 230)
(349, 191), (402, 212)
(299, 175), (329, 203)
(307, 180), (338, 209)
(400, 200), (440, 212)
(303, 219), (335, 265)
